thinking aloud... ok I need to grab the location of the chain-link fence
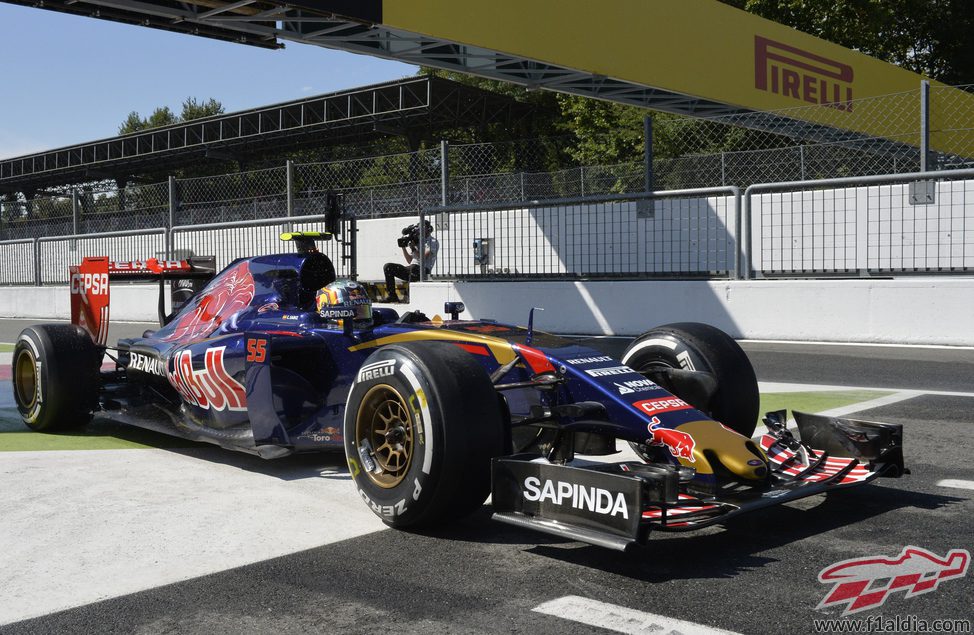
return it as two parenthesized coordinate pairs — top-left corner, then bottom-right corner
(650, 89), (928, 190)
(0, 195), (74, 238)
(295, 148), (443, 219)
(930, 84), (974, 169)
(177, 166), (288, 226)
(3, 82), (973, 240)
(81, 181), (170, 234)
(0, 181), (170, 239)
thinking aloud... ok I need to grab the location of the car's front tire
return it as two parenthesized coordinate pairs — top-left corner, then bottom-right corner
(622, 322), (758, 438)
(344, 341), (506, 528)
(12, 324), (102, 431)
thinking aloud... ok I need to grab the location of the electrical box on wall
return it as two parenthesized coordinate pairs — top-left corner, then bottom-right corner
(909, 180), (936, 205)
(473, 238), (491, 265)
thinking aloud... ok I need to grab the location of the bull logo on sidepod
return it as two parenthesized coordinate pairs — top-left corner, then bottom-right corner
(163, 261), (255, 343)
(647, 416), (696, 462)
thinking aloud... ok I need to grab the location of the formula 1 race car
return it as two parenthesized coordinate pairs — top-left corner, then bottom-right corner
(11, 233), (907, 550)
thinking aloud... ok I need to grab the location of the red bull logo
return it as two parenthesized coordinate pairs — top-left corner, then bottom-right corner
(163, 261), (254, 343)
(647, 416), (696, 463)
(755, 35), (854, 111)
(167, 346), (247, 412)
(818, 546), (970, 615)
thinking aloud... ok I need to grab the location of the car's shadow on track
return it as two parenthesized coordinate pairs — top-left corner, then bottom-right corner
(165, 446), (353, 482)
(420, 485), (963, 581)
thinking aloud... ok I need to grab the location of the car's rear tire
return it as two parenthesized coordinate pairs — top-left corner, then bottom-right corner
(622, 322), (758, 438)
(344, 341), (506, 528)
(12, 324), (102, 431)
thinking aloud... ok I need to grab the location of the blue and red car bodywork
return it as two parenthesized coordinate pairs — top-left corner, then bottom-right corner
(65, 246), (906, 551)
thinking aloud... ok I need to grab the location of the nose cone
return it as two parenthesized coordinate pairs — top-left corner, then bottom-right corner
(677, 420), (769, 480)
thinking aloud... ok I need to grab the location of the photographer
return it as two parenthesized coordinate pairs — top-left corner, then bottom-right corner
(380, 220), (438, 303)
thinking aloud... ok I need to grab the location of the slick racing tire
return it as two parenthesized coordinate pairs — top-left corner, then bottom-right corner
(622, 322), (758, 438)
(344, 341), (506, 528)
(12, 324), (102, 431)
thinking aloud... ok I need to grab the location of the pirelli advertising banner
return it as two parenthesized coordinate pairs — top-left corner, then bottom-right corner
(295, 0), (973, 157)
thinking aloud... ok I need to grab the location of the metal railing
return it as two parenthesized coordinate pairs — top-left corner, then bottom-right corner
(420, 187), (740, 280)
(170, 213), (353, 278)
(0, 214), (353, 286)
(4, 171), (974, 287)
(0, 239), (37, 286)
(37, 229), (168, 285)
(743, 168), (974, 279)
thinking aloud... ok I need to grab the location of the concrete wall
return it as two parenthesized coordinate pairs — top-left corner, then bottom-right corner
(5, 277), (972, 345)
(0, 285), (168, 323)
(410, 278), (974, 345)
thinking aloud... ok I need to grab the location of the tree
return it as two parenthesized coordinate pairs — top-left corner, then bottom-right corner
(145, 106), (178, 130)
(118, 111), (145, 135)
(180, 97), (224, 121)
(555, 96), (645, 165)
(416, 66), (565, 141)
(117, 100), (223, 135)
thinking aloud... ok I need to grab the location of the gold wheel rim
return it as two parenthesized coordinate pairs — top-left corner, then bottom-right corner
(14, 348), (37, 409)
(355, 384), (415, 489)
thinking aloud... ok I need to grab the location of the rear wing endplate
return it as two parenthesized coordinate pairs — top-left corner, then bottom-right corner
(70, 257), (216, 345)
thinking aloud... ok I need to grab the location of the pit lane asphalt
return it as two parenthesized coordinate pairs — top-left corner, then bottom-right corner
(2, 319), (973, 634)
(5, 396), (972, 635)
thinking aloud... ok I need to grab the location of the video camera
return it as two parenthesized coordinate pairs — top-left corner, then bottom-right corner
(397, 221), (433, 248)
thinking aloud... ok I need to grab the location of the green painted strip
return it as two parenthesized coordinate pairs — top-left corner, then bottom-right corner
(0, 414), (205, 452)
(758, 390), (892, 423)
(0, 343), (14, 352)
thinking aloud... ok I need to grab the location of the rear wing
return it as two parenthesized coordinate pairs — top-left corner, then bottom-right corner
(70, 257), (216, 345)
(105, 257), (216, 282)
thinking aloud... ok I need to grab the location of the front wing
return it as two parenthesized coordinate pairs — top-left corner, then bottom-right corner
(492, 412), (905, 551)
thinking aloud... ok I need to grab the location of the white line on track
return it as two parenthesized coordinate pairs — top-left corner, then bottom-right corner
(563, 335), (974, 351)
(532, 596), (741, 635)
(751, 390), (920, 438)
(759, 381), (974, 399)
(739, 338), (974, 351)
(937, 479), (974, 491)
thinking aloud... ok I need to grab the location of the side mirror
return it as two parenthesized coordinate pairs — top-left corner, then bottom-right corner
(444, 302), (465, 321)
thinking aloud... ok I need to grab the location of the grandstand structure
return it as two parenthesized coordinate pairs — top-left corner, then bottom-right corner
(0, 76), (534, 197)
(4, 0), (972, 164)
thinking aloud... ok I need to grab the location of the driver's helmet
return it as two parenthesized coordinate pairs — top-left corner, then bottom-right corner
(316, 280), (372, 329)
